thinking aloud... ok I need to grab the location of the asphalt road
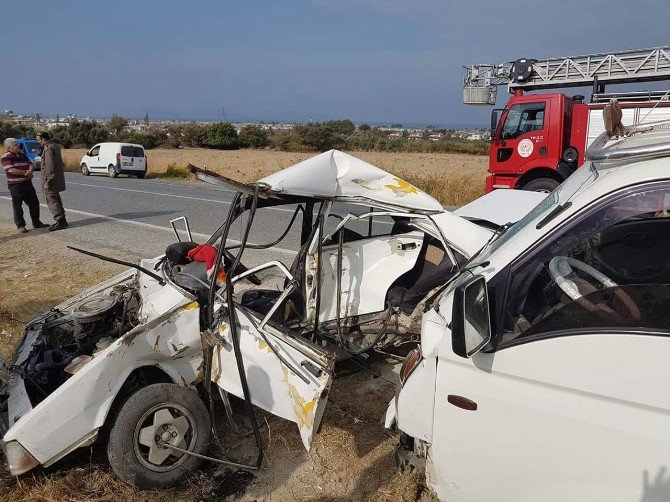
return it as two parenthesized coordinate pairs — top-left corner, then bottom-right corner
(0, 171), (391, 266)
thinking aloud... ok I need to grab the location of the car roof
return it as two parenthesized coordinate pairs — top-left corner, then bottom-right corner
(95, 142), (145, 148)
(257, 149), (444, 213)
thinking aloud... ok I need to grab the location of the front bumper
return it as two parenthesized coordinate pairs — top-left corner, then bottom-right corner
(485, 174), (519, 192)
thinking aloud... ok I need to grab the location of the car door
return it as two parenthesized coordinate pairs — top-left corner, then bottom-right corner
(432, 184), (670, 502)
(491, 100), (549, 177)
(134, 146), (146, 171)
(88, 144), (101, 169)
(433, 332), (670, 502)
(211, 262), (334, 450)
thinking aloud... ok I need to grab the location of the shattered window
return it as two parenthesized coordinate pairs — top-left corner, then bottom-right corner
(501, 185), (670, 345)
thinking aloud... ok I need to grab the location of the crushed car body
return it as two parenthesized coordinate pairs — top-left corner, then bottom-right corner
(0, 149), (541, 488)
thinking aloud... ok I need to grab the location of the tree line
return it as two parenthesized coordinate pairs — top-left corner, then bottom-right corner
(0, 116), (488, 155)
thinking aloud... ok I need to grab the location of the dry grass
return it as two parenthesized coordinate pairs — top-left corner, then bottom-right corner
(0, 222), (435, 501)
(61, 148), (488, 205)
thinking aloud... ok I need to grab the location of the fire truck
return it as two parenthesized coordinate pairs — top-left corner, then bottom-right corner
(464, 46), (670, 192)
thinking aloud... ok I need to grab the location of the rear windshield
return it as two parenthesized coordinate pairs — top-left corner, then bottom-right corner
(121, 146), (145, 157)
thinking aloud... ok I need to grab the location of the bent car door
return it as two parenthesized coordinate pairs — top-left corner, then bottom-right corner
(212, 306), (333, 450)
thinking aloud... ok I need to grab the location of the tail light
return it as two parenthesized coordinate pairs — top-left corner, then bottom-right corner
(115, 153), (120, 167)
(399, 348), (422, 385)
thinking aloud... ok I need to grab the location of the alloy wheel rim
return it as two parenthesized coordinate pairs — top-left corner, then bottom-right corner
(133, 403), (197, 472)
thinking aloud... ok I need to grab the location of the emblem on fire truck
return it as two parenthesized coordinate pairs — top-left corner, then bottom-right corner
(517, 139), (534, 158)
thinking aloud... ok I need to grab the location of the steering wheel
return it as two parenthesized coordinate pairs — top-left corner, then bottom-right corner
(548, 256), (640, 323)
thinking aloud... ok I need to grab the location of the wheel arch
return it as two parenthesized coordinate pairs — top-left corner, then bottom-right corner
(98, 365), (178, 442)
(516, 167), (564, 188)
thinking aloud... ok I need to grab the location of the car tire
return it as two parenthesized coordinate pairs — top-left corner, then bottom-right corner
(107, 383), (211, 489)
(136, 172), (146, 179)
(81, 163), (90, 176)
(108, 165), (118, 178)
(522, 177), (560, 193)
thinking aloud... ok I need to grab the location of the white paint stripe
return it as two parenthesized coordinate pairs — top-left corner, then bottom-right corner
(67, 180), (299, 213)
(66, 181), (236, 205)
(0, 196), (294, 254)
(1, 173), (300, 213)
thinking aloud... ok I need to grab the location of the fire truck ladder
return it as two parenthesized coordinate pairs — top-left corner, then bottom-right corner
(463, 46), (670, 105)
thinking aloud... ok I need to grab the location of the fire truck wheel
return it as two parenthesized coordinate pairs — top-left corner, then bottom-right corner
(522, 178), (560, 193)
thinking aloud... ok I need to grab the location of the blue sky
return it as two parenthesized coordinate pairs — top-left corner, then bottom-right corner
(3, 0), (668, 126)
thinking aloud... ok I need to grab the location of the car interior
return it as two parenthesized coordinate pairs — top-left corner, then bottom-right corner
(162, 201), (463, 347)
(503, 189), (670, 343)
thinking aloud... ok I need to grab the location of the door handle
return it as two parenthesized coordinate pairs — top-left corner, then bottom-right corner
(447, 395), (477, 411)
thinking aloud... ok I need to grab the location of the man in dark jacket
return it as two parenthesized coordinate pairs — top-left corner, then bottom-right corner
(2, 138), (48, 233)
(37, 131), (68, 231)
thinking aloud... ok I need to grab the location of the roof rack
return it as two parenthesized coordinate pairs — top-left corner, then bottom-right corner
(586, 119), (670, 162)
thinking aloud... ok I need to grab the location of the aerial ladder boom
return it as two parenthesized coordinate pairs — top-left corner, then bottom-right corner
(464, 46), (670, 105)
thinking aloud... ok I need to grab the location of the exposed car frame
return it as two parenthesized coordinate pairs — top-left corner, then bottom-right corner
(0, 150), (541, 488)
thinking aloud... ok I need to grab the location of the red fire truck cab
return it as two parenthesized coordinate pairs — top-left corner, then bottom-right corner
(486, 91), (670, 192)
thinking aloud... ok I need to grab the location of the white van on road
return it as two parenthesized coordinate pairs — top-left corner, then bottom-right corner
(80, 142), (147, 178)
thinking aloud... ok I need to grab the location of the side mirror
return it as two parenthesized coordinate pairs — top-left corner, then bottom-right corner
(490, 109), (503, 143)
(451, 275), (491, 358)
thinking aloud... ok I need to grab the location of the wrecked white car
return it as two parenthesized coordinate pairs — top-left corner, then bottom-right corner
(0, 150), (541, 488)
(386, 124), (670, 501)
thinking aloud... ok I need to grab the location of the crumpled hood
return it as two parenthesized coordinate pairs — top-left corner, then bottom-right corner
(258, 150), (444, 213)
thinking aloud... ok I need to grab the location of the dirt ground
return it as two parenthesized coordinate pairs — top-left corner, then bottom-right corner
(62, 148), (489, 205)
(0, 222), (436, 501)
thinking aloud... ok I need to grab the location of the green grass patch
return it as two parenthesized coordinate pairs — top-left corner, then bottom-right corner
(145, 162), (191, 180)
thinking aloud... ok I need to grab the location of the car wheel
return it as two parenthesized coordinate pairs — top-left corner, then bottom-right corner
(108, 165), (118, 178)
(136, 172), (146, 179)
(81, 163), (90, 176)
(522, 177), (560, 193)
(107, 383), (211, 489)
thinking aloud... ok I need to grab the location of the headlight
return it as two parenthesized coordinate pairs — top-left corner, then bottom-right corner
(399, 347), (422, 385)
(5, 441), (39, 475)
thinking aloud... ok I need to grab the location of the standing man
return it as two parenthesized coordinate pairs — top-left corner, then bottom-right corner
(37, 131), (68, 231)
(2, 138), (48, 233)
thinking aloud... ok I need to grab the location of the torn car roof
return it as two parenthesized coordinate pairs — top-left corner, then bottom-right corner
(257, 150), (444, 213)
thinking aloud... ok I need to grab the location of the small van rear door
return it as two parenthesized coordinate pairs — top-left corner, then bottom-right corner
(120, 145), (145, 171)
